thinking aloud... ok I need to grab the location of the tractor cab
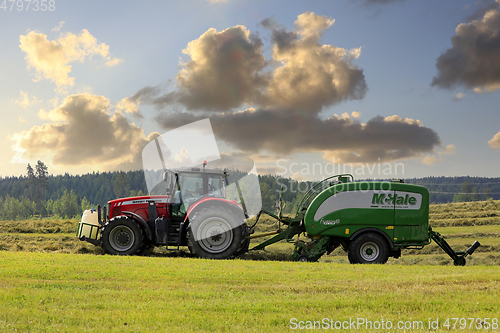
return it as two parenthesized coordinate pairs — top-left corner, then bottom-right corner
(163, 166), (227, 221)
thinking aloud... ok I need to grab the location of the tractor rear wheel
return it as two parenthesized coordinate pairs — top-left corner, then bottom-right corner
(101, 216), (144, 255)
(187, 206), (246, 259)
(348, 232), (389, 264)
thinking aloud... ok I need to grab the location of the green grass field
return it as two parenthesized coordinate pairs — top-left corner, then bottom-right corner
(1, 200), (500, 331)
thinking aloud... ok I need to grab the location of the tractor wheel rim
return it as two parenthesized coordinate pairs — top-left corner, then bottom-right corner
(196, 217), (233, 254)
(109, 226), (135, 252)
(360, 242), (379, 261)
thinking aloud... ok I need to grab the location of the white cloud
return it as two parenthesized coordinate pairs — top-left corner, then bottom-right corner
(105, 57), (124, 67)
(52, 21), (65, 33)
(14, 90), (40, 108)
(422, 155), (437, 165)
(440, 144), (456, 155)
(116, 97), (142, 117)
(20, 29), (123, 87)
(12, 94), (157, 171)
(488, 132), (500, 149)
(174, 148), (192, 164)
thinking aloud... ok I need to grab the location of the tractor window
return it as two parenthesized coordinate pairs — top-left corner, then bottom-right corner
(180, 174), (204, 198)
(207, 175), (224, 198)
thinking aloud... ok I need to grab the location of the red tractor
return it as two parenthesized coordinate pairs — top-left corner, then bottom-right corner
(77, 164), (251, 259)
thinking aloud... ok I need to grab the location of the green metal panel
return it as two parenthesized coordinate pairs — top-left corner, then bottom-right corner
(304, 181), (429, 244)
(393, 183), (429, 243)
(304, 182), (396, 239)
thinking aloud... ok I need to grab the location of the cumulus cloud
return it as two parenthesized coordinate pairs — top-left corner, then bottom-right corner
(174, 25), (267, 111)
(133, 12), (366, 115)
(20, 29), (123, 87)
(12, 94), (157, 171)
(488, 131), (500, 149)
(432, 2), (500, 92)
(263, 12), (366, 113)
(156, 109), (440, 163)
(133, 12), (439, 164)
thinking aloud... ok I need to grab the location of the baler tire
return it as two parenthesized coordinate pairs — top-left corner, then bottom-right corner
(101, 216), (144, 255)
(187, 206), (245, 260)
(297, 254), (309, 262)
(348, 232), (389, 264)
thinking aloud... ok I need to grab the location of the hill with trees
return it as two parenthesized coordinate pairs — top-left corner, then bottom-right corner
(0, 162), (499, 220)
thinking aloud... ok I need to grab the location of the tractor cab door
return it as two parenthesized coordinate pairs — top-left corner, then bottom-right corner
(164, 170), (185, 222)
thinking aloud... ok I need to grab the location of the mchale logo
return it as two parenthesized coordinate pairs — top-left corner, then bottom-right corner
(372, 193), (417, 206)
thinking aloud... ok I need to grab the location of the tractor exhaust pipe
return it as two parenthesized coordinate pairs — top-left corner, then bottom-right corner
(466, 241), (481, 255)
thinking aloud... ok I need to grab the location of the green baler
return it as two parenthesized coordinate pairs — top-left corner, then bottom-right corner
(248, 174), (480, 265)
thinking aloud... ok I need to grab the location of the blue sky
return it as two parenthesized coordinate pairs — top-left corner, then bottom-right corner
(1, 0), (499, 180)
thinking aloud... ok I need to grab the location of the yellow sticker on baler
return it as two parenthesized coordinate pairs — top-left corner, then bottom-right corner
(345, 229), (349, 234)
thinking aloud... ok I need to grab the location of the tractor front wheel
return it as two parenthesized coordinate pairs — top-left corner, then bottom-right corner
(348, 232), (389, 264)
(101, 216), (144, 255)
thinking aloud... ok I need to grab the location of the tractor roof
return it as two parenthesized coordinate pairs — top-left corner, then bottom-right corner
(177, 168), (225, 176)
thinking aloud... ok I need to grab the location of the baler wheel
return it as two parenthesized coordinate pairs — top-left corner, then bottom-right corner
(297, 254), (309, 262)
(348, 232), (389, 264)
(101, 216), (144, 255)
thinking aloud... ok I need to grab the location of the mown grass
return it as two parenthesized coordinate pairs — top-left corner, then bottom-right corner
(1, 201), (500, 332)
(1, 251), (499, 332)
(0, 200), (499, 264)
(429, 199), (500, 227)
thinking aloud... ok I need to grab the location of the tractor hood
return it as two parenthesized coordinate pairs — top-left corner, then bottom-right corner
(107, 195), (170, 206)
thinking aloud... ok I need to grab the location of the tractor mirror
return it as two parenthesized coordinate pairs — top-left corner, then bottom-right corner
(163, 171), (171, 183)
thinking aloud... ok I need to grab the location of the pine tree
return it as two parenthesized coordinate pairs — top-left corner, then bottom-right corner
(114, 172), (130, 198)
(26, 163), (35, 216)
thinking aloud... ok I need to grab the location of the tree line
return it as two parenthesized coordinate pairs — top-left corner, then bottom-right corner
(0, 162), (498, 220)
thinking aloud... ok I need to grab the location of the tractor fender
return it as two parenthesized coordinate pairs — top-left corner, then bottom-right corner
(349, 227), (394, 249)
(185, 200), (246, 228)
(121, 211), (153, 242)
(186, 197), (241, 219)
